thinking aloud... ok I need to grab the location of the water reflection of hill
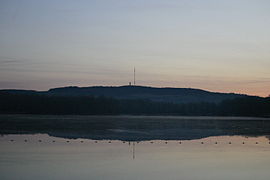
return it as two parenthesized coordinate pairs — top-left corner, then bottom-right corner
(1, 115), (270, 141)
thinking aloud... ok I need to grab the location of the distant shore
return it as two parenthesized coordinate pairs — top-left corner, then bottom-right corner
(1, 114), (270, 120)
(1, 90), (270, 117)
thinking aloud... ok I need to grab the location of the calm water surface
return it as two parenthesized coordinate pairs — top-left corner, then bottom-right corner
(1, 134), (270, 180)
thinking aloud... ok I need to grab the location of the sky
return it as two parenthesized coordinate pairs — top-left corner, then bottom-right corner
(0, 0), (270, 97)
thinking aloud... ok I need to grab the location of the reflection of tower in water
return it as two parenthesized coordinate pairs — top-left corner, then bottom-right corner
(133, 141), (135, 159)
(128, 141), (136, 159)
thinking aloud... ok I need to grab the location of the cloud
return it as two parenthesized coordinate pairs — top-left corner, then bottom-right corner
(0, 56), (22, 65)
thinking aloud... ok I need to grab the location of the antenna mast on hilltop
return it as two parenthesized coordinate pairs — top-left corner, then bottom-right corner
(133, 67), (136, 86)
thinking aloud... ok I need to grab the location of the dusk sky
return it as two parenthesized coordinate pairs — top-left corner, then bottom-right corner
(0, 0), (269, 97)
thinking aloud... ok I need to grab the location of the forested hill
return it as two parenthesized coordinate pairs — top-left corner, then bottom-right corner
(0, 91), (269, 117)
(0, 85), (248, 104)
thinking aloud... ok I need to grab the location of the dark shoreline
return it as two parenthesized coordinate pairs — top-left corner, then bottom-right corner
(1, 91), (270, 117)
(1, 114), (270, 141)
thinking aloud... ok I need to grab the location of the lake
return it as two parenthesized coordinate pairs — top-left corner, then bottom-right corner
(1, 115), (270, 140)
(0, 115), (270, 180)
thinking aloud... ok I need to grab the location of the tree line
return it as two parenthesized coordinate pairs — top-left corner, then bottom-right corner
(0, 92), (269, 117)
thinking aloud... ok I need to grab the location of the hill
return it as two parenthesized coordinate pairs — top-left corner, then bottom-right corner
(0, 86), (269, 116)
(3, 85), (248, 104)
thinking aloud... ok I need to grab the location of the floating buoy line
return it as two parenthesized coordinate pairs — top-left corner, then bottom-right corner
(4, 139), (270, 145)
